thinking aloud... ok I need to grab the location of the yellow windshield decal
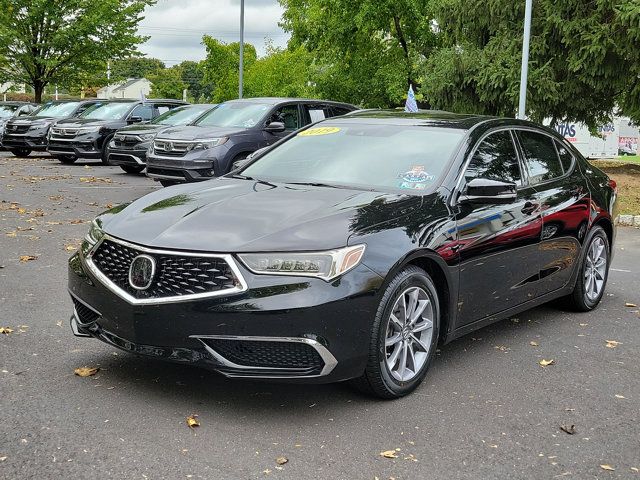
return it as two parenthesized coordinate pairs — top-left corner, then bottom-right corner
(298, 127), (341, 137)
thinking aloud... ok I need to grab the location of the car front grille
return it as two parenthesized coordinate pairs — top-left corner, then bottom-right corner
(90, 239), (240, 300)
(71, 297), (100, 324)
(204, 339), (325, 370)
(153, 139), (192, 157)
(5, 124), (30, 134)
(50, 127), (78, 138)
(114, 134), (143, 148)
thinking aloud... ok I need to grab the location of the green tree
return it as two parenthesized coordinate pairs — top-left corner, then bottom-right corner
(245, 44), (316, 98)
(177, 60), (206, 101)
(424, 0), (640, 126)
(0, 0), (154, 103)
(149, 66), (187, 99)
(279, 0), (438, 107)
(111, 57), (165, 82)
(200, 36), (257, 103)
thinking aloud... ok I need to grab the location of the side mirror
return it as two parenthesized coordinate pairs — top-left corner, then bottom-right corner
(458, 178), (517, 204)
(128, 116), (144, 124)
(18, 110), (29, 116)
(264, 121), (285, 133)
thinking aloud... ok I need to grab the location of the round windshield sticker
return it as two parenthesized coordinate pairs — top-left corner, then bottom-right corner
(298, 126), (341, 136)
(399, 165), (435, 190)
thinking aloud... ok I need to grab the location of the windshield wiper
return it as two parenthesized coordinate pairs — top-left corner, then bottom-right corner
(286, 181), (344, 189)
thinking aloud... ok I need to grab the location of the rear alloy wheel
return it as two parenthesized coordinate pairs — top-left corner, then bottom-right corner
(565, 226), (610, 311)
(55, 155), (77, 165)
(120, 165), (145, 174)
(10, 148), (31, 158)
(353, 265), (440, 399)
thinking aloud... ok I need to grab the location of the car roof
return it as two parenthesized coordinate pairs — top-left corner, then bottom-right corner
(226, 97), (355, 107)
(0, 101), (35, 105)
(332, 109), (545, 131)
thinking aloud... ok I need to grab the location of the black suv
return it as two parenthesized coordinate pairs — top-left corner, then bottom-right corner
(48, 99), (186, 164)
(107, 104), (215, 174)
(2, 100), (102, 157)
(0, 101), (38, 149)
(145, 98), (356, 186)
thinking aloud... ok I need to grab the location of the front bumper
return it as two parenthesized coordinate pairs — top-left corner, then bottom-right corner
(2, 132), (49, 150)
(146, 146), (230, 182)
(107, 143), (149, 167)
(47, 133), (103, 159)
(68, 239), (382, 383)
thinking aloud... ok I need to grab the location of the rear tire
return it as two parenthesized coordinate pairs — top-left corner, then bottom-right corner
(120, 165), (144, 174)
(10, 148), (31, 158)
(563, 226), (610, 311)
(55, 155), (77, 164)
(352, 265), (440, 399)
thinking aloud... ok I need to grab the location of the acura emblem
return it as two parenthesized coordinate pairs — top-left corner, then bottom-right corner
(128, 255), (156, 290)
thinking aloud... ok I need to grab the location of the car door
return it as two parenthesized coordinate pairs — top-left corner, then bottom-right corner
(454, 129), (543, 325)
(263, 103), (302, 144)
(514, 129), (591, 295)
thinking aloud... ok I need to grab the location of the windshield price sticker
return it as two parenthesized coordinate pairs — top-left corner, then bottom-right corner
(298, 127), (341, 137)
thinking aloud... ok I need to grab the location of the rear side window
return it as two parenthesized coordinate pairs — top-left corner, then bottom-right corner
(465, 130), (522, 185)
(307, 107), (327, 123)
(329, 106), (352, 117)
(516, 130), (564, 184)
(555, 141), (574, 172)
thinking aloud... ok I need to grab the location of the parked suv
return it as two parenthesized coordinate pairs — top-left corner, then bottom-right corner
(48, 99), (186, 164)
(107, 104), (215, 174)
(0, 101), (38, 149)
(2, 100), (102, 157)
(145, 98), (356, 186)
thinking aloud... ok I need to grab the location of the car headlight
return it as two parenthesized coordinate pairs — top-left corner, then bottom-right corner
(191, 137), (228, 150)
(78, 126), (102, 133)
(238, 245), (366, 281)
(29, 121), (51, 129)
(85, 219), (104, 245)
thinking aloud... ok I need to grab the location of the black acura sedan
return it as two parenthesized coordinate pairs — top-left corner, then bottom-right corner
(68, 111), (617, 398)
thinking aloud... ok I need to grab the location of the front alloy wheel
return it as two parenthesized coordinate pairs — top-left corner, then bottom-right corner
(353, 265), (440, 399)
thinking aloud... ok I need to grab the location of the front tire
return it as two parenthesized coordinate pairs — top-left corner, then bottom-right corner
(55, 155), (77, 164)
(564, 226), (610, 311)
(101, 138), (113, 166)
(10, 148), (31, 157)
(353, 265), (440, 399)
(120, 165), (144, 174)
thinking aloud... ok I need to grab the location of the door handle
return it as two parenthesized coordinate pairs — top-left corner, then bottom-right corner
(521, 202), (538, 215)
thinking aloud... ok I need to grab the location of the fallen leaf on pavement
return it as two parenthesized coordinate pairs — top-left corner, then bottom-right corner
(529, 341), (539, 346)
(5, 231), (16, 237)
(105, 203), (113, 209)
(69, 219), (85, 224)
(0, 456), (6, 462)
(65, 244), (79, 252)
(560, 424), (576, 435)
(380, 450), (398, 459)
(0, 327), (14, 334)
(17, 207), (26, 214)
(615, 394), (625, 399)
(631, 467), (638, 473)
(275, 457), (288, 465)
(80, 176), (112, 184)
(625, 303), (637, 307)
(539, 359), (555, 367)
(186, 414), (200, 429)
(19, 255), (37, 263)
(600, 464), (615, 471)
(74, 367), (99, 377)
(605, 340), (622, 348)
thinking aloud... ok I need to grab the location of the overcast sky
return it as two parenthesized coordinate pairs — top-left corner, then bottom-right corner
(137, 0), (291, 66)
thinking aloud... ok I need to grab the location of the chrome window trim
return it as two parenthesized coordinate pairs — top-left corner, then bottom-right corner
(190, 334), (338, 378)
(84, 234), (248, 305)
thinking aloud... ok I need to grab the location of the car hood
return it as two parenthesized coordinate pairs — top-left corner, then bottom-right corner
(98, 177), (421, 252)
(55, 118), (121, 128)
(6, 116), (56, 125)
(155, 125), (246, 141)
(116, 124), (165, 135)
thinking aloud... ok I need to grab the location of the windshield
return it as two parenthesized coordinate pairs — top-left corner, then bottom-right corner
(241, 123), (465, 193)
(0, 105), (19, 117)
(32, 102), (80, 118)
(153, 105), (212, 126)
(81, 102), (133, 120)
(195, 102), (270, 128)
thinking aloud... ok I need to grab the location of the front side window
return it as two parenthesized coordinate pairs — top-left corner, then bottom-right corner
(130, 104), (154, 121)
(241, 123), (464, 193)
(465, 130), (522, 185)
(269, 105), (301, 131)
(516, 130), (564, 184)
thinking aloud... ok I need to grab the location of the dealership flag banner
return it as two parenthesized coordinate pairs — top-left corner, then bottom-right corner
(405, 85), (418, 113)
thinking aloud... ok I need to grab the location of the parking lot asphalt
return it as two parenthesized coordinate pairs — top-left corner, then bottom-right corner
(0, 152), (639, 480)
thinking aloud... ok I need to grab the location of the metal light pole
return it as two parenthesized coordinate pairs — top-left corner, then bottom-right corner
(239, 0), (244, 99)
(517, 0), (533, 119)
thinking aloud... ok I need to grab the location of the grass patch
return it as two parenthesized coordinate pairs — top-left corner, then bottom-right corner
(590, 159), (640, 215)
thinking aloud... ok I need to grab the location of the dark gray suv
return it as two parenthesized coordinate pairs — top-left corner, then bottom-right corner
(145, 97), (356, 186)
